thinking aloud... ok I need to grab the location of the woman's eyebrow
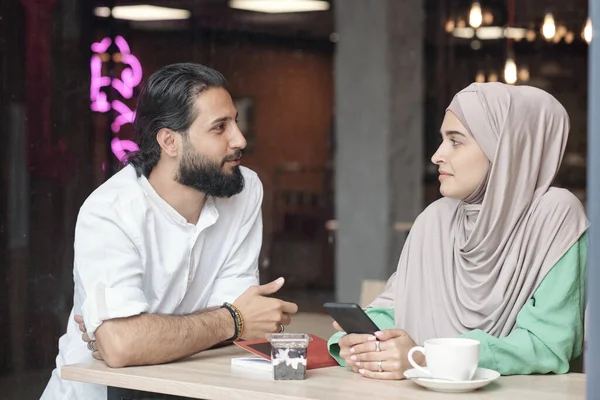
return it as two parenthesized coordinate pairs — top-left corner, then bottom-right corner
(440, 130), (467, 138)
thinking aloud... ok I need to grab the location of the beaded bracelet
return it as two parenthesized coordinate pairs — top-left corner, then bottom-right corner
(221, 302), (244, 341)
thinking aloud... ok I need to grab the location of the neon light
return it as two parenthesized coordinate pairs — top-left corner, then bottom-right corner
(111, 137), (139, 162)
(91, 37), (112, 53)
(114, 35), (131, 53)
(90, 55), (111, 112)
(90, 37), (113, 112)
(90, 35), (141, 163)
(110, 100), (136, 133)
(111, 36), (143, 99)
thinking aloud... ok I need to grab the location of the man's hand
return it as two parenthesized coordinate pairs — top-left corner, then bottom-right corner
(74, 315), (103, 361)
(350, 329), (422, 380)
(233, 277), (299, 339)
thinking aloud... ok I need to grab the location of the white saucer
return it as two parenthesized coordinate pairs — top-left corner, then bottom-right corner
(404, 367), (500, 393)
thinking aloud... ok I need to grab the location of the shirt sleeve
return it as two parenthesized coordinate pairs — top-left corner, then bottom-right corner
(459, 233), (587, 375)
(206, 176), (263, 306)
(74, 201), (150, 340)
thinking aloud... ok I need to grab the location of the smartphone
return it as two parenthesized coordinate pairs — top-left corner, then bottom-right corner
(323, 302), (380, 334)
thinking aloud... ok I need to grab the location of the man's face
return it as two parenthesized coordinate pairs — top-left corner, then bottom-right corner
(175, 87), (247, 198)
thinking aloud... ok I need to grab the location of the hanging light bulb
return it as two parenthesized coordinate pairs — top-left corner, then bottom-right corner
(504, 57), (517, 85)
(542, 13), (556, 40)
(488, 72), (498, 82)
(469, 2), (483, 29)
(445, 19), (456, 33)
(457, 18), (466, 28)
(518, 67), (530, 82)
(583, 18), (593, 44)
(483, 11), (493, 25)
(475, 71), (485, 83)
(557, 25), (567, 38)
(565, 31), (575, 44)
(526, 29), (536, 42)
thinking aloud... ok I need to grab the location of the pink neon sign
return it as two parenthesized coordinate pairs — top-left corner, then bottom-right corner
(90, 35), (142, 162)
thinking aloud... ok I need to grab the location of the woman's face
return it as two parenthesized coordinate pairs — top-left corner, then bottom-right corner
(431, 111), (490, 200)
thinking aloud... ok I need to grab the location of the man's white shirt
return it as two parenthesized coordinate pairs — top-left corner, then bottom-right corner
(41, 165), (262, 400)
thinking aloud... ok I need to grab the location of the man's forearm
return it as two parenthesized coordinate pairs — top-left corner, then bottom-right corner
(95, 307), (234, 368)
(192, 306), (220, 315)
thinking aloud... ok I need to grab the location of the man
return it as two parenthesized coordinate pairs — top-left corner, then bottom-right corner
(41, 63), (298, 400)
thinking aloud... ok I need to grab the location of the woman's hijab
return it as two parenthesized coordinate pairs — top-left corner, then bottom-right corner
(371, 82), (588, 344)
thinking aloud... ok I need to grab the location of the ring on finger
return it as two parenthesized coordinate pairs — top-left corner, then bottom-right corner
(377, 360), (383, 372)
(87, 340), (95, 352)
(278, 324), (285, 333)
(375, 340), (380, 352)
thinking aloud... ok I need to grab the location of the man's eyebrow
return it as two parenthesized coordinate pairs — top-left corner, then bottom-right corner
(209, 112), (239, 125)
(210, 116), (233, 125)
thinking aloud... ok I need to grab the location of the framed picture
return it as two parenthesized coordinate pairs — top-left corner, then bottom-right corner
(233, 97), (255, 153)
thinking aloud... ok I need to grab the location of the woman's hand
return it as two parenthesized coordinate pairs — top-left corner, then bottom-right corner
(349, 329), (423, 380)
(333, 321), (376, 373)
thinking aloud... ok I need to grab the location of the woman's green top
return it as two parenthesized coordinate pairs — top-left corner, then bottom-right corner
(327, 233), (587, 375)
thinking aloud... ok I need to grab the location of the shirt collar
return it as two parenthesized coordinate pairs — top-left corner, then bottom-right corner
(138, 175), (219, 230)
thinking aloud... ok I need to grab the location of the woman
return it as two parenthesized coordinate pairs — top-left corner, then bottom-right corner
(328, 82), (588, 380)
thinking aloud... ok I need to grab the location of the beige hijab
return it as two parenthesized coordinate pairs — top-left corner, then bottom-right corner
(371, 82), (588, 344)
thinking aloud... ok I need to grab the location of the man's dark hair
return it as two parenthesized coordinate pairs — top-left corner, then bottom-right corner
(126, 62), (228, 177)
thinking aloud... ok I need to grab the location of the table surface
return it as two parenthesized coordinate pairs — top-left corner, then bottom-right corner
(61, 345), (586, 400)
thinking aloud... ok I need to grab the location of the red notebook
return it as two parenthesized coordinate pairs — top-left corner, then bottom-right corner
(234, 334), (338, 370)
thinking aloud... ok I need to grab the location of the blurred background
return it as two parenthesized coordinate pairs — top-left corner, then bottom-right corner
(0, 0), (589, 397)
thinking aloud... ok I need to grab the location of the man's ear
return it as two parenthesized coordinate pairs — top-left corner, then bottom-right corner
(156, 128), (179, 158)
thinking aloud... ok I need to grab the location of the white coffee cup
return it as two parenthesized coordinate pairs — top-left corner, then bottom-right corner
(407, 338), (480, 381)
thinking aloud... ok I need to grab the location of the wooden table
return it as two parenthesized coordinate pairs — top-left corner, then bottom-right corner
(61, 345), (585, 400)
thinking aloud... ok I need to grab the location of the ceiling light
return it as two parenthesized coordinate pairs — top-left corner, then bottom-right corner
(526, 29), (536, 42)
(504, 27), (527, 40)
(504, 57), (517, 85)
(541, 13), (556, 40)
(565, 31), (575, 44)
(453, 27), (475, 39)
(94, 5), (191, 21)
(518, 67), (530, 82)
(482, 11), (493, 25)
(583, 18), (593, 44)
(469, 2), (482, 29)
(229, 0), (330, 13)
(95, 7), (110, 17)
(475, 71), (485, 83)
(475, 26), (504, 40)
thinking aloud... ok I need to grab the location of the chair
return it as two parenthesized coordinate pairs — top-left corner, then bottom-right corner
(359, 279), (387, 308)
(264, 163), (334, 289)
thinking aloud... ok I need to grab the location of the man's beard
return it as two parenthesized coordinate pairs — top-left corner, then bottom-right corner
(176, 145), (245, 198)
